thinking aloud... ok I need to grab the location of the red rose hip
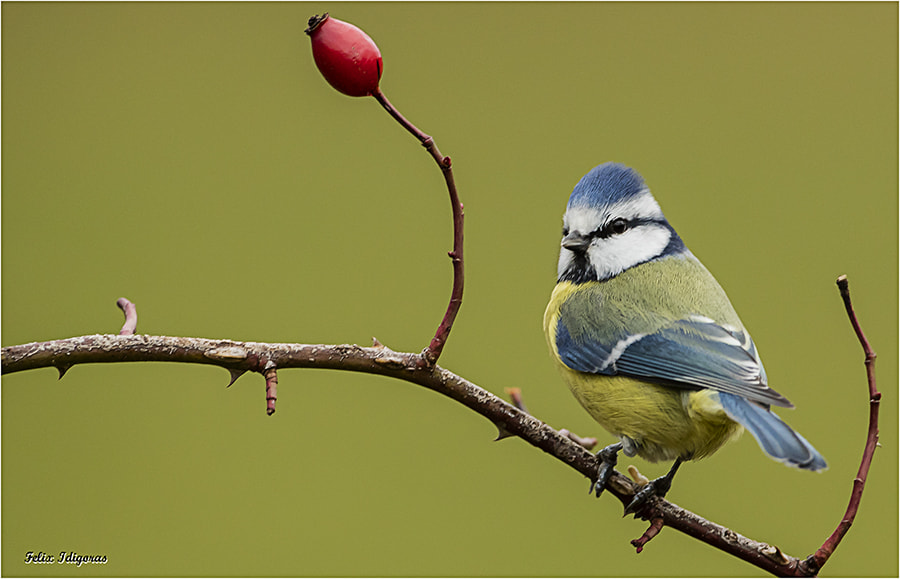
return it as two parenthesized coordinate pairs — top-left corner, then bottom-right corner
(305, 13), (383, 97)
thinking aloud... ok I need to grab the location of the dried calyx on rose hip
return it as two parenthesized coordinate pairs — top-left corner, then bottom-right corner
(305, 13), (383, 97)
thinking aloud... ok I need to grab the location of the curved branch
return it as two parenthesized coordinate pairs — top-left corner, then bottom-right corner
(798, 275), (881, 575)
(372, 88), (464, 366)
(1, 323), (857, 577)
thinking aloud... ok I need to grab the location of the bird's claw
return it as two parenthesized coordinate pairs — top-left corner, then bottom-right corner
(591, 461), (616, 497)
(624, 481), (660, 516)
(590, 442), (623, 497)
(624, 465), (677, 516)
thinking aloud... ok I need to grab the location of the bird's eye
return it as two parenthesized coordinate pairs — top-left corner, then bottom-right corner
(609, 218), (628, 235)
(562, 227), (569, 237)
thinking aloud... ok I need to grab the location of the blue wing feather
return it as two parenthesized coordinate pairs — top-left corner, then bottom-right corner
(556, 316), (792, 408)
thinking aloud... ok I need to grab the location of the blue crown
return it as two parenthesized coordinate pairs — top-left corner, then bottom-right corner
(568, 162), (647, 209)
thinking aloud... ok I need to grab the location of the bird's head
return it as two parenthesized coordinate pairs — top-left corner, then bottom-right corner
(558, 162), (685, 283)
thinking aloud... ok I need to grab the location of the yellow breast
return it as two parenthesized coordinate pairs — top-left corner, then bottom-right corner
(544, 282), (743, 463)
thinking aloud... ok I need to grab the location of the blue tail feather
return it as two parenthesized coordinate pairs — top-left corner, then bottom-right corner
(719, 392), (827, 471)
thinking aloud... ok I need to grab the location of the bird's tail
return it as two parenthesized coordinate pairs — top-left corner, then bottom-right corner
(719, 392), (827, 471)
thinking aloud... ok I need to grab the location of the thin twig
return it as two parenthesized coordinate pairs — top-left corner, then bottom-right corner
(799, 275), (880, 575)
(632, 517), (665, 553)
(371, 88), (464, 366)
(558, 430), (598, 451)
(507, 388), (597, 450)
(116, 298), (137, 335)
(263, 362), (278, 416)
(505, 387), (528, 413)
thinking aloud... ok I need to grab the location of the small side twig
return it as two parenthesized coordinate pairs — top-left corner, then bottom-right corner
(263, 362), (278, 416)
(116, 298), (137, 335)
(505, 387), (528, 413)
(799, 275), (881, 575)
(632, 517), (665, 553)
(372, 88), (464, 367)
(558, 429), (598, 451)
(505, 387), (597, 450)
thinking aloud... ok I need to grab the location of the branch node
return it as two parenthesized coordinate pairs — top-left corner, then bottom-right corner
(374, 355), (407, 370)
(205, 346), (250, 362)
(799, 554), (822, 576)
(420, 348), (437, 368)
(116, 297), (138, 335)
(760, 544), (791, 565)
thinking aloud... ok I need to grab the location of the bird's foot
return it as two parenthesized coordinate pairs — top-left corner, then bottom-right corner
(624, 476), (670, 516)
(589, 442), (623, 497)
(624, 459), (682, 516)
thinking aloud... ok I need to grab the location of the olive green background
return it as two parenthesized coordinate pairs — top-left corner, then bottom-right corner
(2, 2), (897, 577)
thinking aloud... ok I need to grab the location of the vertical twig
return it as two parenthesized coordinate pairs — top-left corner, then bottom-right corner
(263, 362), (278, 416)
(372, 88), (464, 366)
(801, 275), (880, 575)
(117, 298), (138, 335)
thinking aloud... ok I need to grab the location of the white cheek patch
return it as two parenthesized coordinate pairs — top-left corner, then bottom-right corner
(586, 223), (672, 279)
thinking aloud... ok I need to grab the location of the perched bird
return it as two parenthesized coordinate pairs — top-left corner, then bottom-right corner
(543, 162), (826, 513)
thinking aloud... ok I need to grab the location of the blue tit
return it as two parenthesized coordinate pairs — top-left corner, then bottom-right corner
(544, 162), (826, 513)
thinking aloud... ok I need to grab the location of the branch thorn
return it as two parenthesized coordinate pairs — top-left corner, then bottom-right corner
(55, 364), (72, 380)
(493, 421), (515, 441)
(226, 368), (247, 388)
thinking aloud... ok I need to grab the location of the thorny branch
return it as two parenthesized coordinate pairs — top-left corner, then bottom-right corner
(0, 275), (878, 576)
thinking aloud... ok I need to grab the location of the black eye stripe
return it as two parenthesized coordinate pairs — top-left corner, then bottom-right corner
(609, 218), (628, 235)
(590, 217), (657, 239)
(590, 218), (629, 239)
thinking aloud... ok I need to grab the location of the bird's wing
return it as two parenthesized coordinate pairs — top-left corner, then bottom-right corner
(555, 315), (792, 408)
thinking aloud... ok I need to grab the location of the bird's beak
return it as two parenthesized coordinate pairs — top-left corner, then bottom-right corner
(561, 231), (591, 253)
